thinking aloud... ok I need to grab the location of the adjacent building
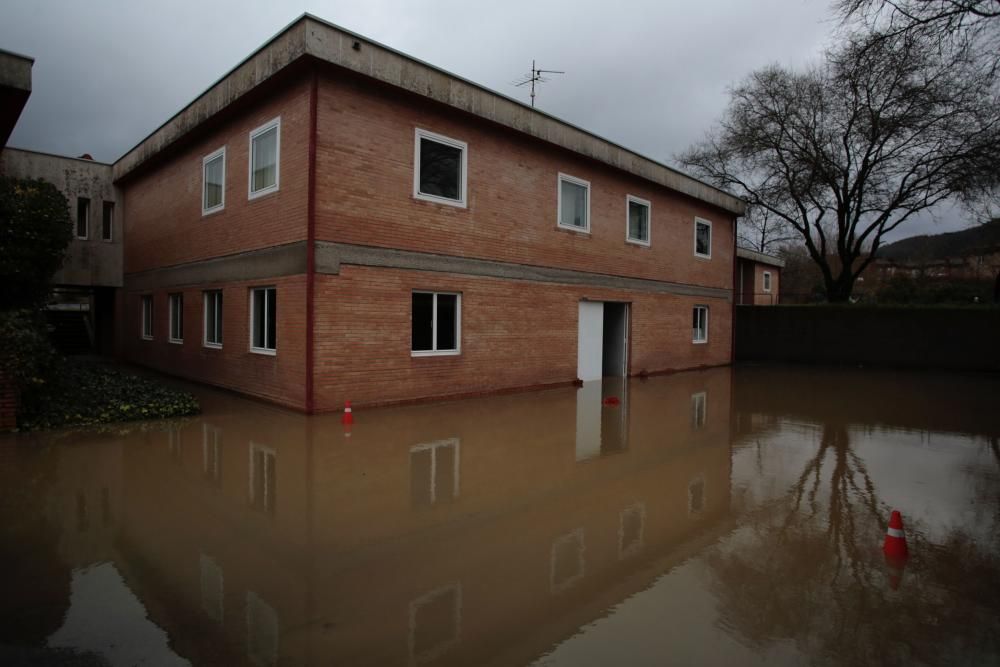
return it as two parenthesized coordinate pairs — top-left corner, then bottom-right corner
(735, 247), (783, 305)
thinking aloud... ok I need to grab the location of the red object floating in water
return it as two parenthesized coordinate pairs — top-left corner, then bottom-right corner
(602, 396), (620, 406)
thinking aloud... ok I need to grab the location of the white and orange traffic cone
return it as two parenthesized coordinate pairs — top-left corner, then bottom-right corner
(883, 509), (908, 560)
(342, 400), (354, 437)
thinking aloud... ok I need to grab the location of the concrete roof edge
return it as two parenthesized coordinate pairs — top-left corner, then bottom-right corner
(736, 247), (786, 268)
(3, 145), (112, 166)
(113, 14), (746, 215)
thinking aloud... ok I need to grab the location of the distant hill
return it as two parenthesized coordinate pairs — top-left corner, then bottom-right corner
(878, 219), (1000, 261)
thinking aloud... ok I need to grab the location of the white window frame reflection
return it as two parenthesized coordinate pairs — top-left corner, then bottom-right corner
(550, 527), (586, 593)
(691, 391), (707, 430)
(246, 590), (279, 667)
(203, 423), (223, 485)
(249, 442), (277, 515)
(200, 552), (224, 623)
(410, 438), (461, 505)
(618, 502), (646, 559)
(408, 582), (462, 666)
(688, 475), (706, 516)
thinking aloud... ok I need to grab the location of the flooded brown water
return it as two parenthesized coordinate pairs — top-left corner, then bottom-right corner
(1, 365), (998, 667)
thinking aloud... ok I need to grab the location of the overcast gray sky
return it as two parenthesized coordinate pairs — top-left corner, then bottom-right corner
(0, 0), (973, 240)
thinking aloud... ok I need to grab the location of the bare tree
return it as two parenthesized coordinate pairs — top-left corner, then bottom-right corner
(738, 206), (797, 254)
(678, 30), (1000, 301)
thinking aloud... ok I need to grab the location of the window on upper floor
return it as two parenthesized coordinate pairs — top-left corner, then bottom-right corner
(101, 201), (114, 241)
(626, 195), (651, 245)
(763, 271), (772, 292)
(168, 293), (184, 343)
(250, 286), (276, 354)
(694, 218), (712, 258)
(411, 291), (460, 356)
(558, 173), (590, 232)
(413, 128), (467, 207)
(76, 197), (90, 239)
(203, 147), (226, 213)
(249, 118), (279, 198)
(140, 295), (153, 340)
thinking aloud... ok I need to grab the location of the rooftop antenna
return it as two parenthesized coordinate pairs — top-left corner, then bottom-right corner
(514, 60), (564, 108)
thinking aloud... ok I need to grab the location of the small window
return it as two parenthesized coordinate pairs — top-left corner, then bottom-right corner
(140, 295), (153, 340)
(250, 287), (276, 354)
(249, 442), (277, 515)
(101, 201), (114, 241)
(203, 147), (226, 213)
(249, 118), (280, 198)
(168, 293), (184, 343)
(693, 306), (708, 344)
(689, 477), (705, 515)
(691, 391), (707, 429)
(411, 292), (460, 356)
(762, 271), (772, 292)
(413, 129), (467, 207)
(204, 290), (223, 348)
(558, 174), (590, 232)
(694, 218), (712, 258)
(626, 195), (651, 245)
(76, 197), (90, 239)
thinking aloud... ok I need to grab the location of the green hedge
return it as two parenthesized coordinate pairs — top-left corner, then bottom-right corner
(18, 361), (200, 431)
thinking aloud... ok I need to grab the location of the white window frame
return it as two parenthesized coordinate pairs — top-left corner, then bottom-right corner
(693, 305), (709, 344)
(101, 201), (114, 242)
(249, 286), (276, 355)
(168, 293), (184, 344)
(248, 117), (280, 199)
(557, 173), (591, 233)
(76, 197), (90, 240)
(410, 438), (461, 504)
(202, 146), (226, 215)
(408, 583), (462, 666)
(694, 217), (712, 259)
(411, 291), (462, 357)
(140, 294), (153, 340)
(203, 290), (223, 349)
(618, 502), (646, 560)
(691, 391), (707, 429)
(625, 195), (651, 246)
(763, 271), (772, 293)
(248, 441), (277, 514)
(550, 527), (586, 593)
(413, 128), (468, 208)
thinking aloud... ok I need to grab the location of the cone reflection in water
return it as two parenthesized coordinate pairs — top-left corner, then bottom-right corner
(883, 509), (908, 560)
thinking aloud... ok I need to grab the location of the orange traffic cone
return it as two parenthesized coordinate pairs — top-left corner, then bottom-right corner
(342, 400), (354, 426)
(883, 510), (908, 560)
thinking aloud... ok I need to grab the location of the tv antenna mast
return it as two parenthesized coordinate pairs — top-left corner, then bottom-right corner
(514, 60), (564, 108)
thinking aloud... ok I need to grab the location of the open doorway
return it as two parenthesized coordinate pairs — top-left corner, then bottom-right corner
(577, 301), (629, 381)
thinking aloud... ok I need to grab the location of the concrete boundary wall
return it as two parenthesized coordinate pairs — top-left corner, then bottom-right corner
(735, 305), (1000, 372)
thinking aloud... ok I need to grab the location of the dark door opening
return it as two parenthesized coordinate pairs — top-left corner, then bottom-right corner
(602, 302), (629, 377)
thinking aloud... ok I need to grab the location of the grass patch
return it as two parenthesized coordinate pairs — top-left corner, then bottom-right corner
(18, 360), (199, 431)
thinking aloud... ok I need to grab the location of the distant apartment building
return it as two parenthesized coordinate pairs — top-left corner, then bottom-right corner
(3, 14), (746, 412)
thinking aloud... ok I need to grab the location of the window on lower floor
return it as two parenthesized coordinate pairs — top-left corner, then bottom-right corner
(250, 287), (276, 354)
(101, 201), (114, 241)
(140, 295), (153, 339)
(76, 197), (90, 239)
(763, 271), (772, 292)
(203, 290), (223, 348)
(168, 293), (184, 343)
(411, 291), (460, 355)
(693, 306), (708, 344)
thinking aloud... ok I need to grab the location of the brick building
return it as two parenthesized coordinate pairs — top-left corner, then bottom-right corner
(735, 247), (783, 305)
(9, 15), (746, 412)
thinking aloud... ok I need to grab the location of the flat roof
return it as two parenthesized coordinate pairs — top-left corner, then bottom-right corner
(736, 247), (786, 268)
(113, 14), (745, 216)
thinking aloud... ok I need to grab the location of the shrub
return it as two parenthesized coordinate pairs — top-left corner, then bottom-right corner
(0, 309), (57, 390)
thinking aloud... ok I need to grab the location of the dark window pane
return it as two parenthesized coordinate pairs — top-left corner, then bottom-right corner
(628, 201), (648, 241)
(253, 290), (266, 348)
(266, 288), (276, 350)
(216, 293), (223, 343)
(102, 202), (114, 240)
(204, 155), (224, 208)
(252, 128), (277, 192)
(412, 293), (434, 351)
(410, 448), (433, 506)
(560, 180), (587, 228)
(76, 198), (89, 238)
(436, 294), (457, 351)
(419, 138), (461, 200)
(696, 222), (711, 255)
(435, 445), (456, 503)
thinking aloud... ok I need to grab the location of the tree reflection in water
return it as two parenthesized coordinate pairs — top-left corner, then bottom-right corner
(707, 423), (1000, 665)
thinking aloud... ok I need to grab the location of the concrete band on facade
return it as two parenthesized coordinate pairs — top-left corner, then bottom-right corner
(112, 15), (745, 217)
(124, 241), (733, 301)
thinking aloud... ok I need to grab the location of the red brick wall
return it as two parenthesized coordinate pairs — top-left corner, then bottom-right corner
(314, 74), (735, 289)
(313, 267), (730, 410)
(753, 264), (780, 305)
(119, 276), (307, 409)
(121, 76), (311, 274)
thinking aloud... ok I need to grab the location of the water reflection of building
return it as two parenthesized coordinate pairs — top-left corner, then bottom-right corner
(33, 368), (733, 666)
